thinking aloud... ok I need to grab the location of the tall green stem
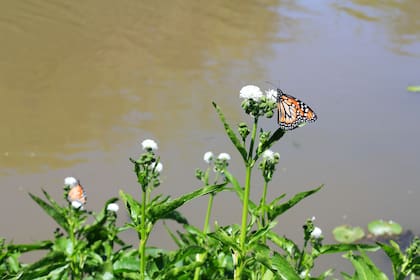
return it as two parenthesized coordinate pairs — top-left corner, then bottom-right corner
(139, 188), (148, 280)
(194, 169), (217, 280)
(236, 118), (258, 279)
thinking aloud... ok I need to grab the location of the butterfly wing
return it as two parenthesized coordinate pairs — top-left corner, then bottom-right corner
(68, 184), (87, 204)
(277, 89), (317, 130)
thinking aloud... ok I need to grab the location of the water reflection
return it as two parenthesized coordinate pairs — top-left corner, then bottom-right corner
(0, 0), (305, 173)
(332, 0), (420, 56)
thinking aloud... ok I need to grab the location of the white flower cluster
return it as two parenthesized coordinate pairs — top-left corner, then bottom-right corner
(107, 203), (119, 212)
(141, 139), (158, 151)
(239, 85), (277, 102)
(64, 176), (79, 187)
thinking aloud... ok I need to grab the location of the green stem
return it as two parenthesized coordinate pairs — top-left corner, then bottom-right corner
(194, 169), (216, 280)
(68, 210), (80, 279)
(236, 118), (258, 279)
(261, 180), (269, 238)
(139, 188), (148, 280)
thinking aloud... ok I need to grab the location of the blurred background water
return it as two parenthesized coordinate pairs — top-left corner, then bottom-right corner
(0, 0), (419, 275)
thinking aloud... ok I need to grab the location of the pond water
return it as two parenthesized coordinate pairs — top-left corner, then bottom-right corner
(0, 0), (419, 275)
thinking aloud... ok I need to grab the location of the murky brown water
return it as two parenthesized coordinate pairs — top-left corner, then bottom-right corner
(1, 0), (419, 275)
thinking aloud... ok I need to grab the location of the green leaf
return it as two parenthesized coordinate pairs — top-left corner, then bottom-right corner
(157, 210), (189, 225)
(318, 244), (380, 254)
(149, 183), (226, 224)
(248, 222), (277, 246)
(119, 190), (142, 225)
(256, 127), (285, 158)
(407, 85), (420, 92)
(21, 252), (67, 279)
(377, 241), (404, 275)
(267, 185), (323, 221)
(212, 102), (248, 162)
(208, 225), (241, 252)
(113, 256), (139, 273)
(7, 240), (53, 253)
(29, 191), (69, 232)
(343, 250), (389, 280)
(266, 231), (300, 259)
(256, 251), (300, 280)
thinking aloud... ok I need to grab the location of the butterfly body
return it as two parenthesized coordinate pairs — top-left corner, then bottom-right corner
(277, 88), (317, 130)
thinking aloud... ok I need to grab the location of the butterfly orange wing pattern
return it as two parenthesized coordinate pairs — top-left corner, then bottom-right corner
(68, 183), (87, 204)
(277, 88), (317, 130)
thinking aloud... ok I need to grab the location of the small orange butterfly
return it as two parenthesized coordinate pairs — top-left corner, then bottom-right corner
(67, 180), (87, 204)
(277, 88), (317, 130)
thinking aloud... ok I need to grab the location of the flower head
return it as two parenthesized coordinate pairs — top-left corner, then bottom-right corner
(203, 151), (214, 164)
(311, 226), (322, 239)
(107, 203), (119, 212)
(262, 149), (275, 161)
(141, 139), (158, 151)
(265, 89), (278, 102)
(217, 153), (231, 161)
(151, 161), (163, 173)
(71, 200), (83, 209)
(239, 85), (263, 101)
(64, 177), (79, 187)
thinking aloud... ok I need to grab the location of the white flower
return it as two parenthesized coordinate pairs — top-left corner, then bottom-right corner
(71, 200), (83, 209)
(262, 149), (275, 161)
(311, 226), (322, 239)
(107, 203), (119, 212)
(265, 89), (277, 102)
(151, 162), (163, 173)
(311, 216), (316, 221)
(218, 153), (231, 161)
(203, 151), (214, 163)
(239, 85), (263, 101)
(141, 139), (158, 151)
(300, 270), (311, 279)
(64, 177), (78, 187)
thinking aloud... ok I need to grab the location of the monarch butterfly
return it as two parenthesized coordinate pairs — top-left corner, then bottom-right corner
(67, 180), (87, 204)
(277, 88), (317, 130)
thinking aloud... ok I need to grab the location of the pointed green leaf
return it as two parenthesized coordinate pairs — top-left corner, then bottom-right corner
(377, 241), (404, 272)
(318, 244), (379, 254)
(149, 183), (226, 223)
(256, 127), (285, 159)
(212, 102), (247, 161)
(266, 231), (300, 259)
(29, 192), (69, 232)
(248, 222), (277, 246)
(268, 185), (323, 221)
(208, 225), (241, 251)
(158, 210), (189, 224)
(343, 251), (388, 280)
(256, 251), (300, 280)
(119, 190), (141, 224)
(7, 240), (53, 253)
